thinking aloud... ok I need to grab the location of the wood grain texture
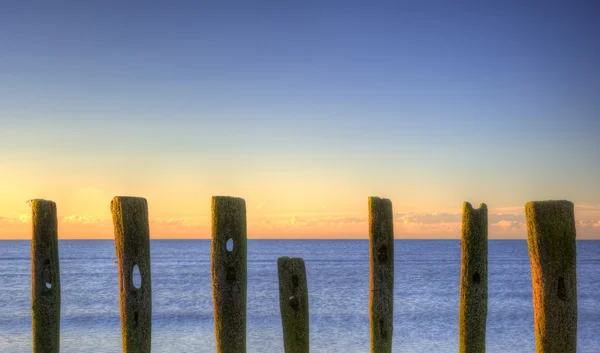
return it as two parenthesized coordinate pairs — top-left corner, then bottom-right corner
(111, 196), (152, 353)
(211, 196), (247, 353)
(31, 199), (60, 353)
(278, 257), (309, 353)
(526, 200), (577, 353)
(368, 197), (394, 353)
(459, 202), (488, 353)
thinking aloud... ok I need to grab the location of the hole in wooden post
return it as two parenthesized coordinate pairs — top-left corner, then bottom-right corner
(379, 319), (387, 340)
(226, 238), (234, 252)
(378, 245), (388, 262)
(134, 311), (139, 327)
(292, 274), (299, 288)
(132, 264), (142, 289)
(557, 276), (567, 301)
(289, 296), (300, 311)
(42, 259), (52, 289)
(472, 272), (481, 284)
(226, 266), (236, 281)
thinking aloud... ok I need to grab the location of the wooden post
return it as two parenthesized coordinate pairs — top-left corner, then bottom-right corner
(278, 257), (309, 353)
(368, 196), (394, 353)
(111, 196), (152, 353)
(525, 200), (577, 353)
(31, 199), (60, 353)
(459, 202), (488, 353)
(211, 196), (247, 353)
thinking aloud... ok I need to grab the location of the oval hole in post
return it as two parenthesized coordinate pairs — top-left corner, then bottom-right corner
(226, 266), (236, 281)
(226, 238), (234, 252)
(378, 245), (388, 262)
(42, 259), (52, 289)
(472, 272), (481, 284)
(132, 264), (142, 289)
(379, 318), (387, 340)
(557, 276), (567, 301)
(289, 296), (300, 311)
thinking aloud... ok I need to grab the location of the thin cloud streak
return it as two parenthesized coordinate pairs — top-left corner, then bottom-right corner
(1, 204), (600, 238)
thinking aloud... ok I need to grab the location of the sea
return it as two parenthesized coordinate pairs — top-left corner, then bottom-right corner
(0, 240), (598, 353)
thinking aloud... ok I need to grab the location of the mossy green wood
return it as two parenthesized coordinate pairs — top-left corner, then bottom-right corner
(211, 196), (247, 353)
(459, 202), (488, 353)
(368, 197), (394, 353)
(31, 199), (60, 353)
(525, 200), (577, 353)
(278, 257), (309, 353)
(111, 196), (152, 353)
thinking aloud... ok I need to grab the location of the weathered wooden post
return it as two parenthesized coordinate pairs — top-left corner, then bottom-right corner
(525, 200), (577, 353)
(31, 199), (60, 353)
(111, 196), (152, 353)
(211, 196), (247, 353)
(278, 256), (309, 353)
(368, 196), (394, 353)
(459, 202), (488, 353)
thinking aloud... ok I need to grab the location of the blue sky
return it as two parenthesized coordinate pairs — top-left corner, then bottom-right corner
(0, 1), (598, 238)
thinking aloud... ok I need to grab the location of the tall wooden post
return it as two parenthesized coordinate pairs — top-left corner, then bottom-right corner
(278, 257), (309, 353)
(368, 196), (394, 353)
(111, 196), (152, 353)
(31, 199), (60, 353)
(459, 202), (488, 353)
(211, 196), (247, 353)
(526, 200), (577, 353)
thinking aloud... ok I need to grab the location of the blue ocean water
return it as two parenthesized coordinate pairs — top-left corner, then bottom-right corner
(0, 240), (598, 353)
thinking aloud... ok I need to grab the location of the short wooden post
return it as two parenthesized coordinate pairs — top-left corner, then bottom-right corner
(111, 196), (152, 353)
(211, 196), (247, 353)
(31, 199), (60, 353)
(368, 196), (394, 353)
(525, 200), (577, 353)
(459, 202), (488, 353)
(278, 257), (309, 353)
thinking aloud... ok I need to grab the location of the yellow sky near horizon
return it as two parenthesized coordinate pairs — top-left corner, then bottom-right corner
(1, 190), (599, 240)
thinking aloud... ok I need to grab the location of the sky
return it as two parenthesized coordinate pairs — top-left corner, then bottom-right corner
(0, 1), (598, 239)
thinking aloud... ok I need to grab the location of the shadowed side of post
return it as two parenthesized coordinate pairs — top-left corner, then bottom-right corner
(459, 202), (488, 353)
(111, 196), (151, 353)
(368, 197), (394, 353)
(211, 196), (247, 353)
(526, 200), (577, 353)
(278, 257), (309, 353)
(31, 199), (60, 353)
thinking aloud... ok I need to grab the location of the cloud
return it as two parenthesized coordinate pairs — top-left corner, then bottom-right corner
(256, 214), (368, 229)
(578, 220), (600, 228)
(394, 212), (461, 225)
(575, 204), (600, 211)
(491, 219), (526, 231)
(62, 215), (108, 225)
(256, 200), (268, 209)
(149, 218), (187, 226)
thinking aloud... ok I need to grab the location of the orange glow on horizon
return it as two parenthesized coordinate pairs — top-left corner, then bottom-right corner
(1, 202), (599, 240)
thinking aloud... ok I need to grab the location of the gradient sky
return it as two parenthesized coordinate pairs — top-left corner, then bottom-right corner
(1, 1), (598, 239)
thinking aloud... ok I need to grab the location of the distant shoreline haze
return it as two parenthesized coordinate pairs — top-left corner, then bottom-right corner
(1, 203), (600, 240)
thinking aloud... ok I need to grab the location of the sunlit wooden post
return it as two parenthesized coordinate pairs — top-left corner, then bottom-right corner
(278, 257), (309, 353)
(31, 199), (60, 353)
(526, 200), (577, 353)
(459, 202), (488, 353)
(111, 196), (152, 353)
(211, 196), (247, 353)
(368, 196), (394, 353)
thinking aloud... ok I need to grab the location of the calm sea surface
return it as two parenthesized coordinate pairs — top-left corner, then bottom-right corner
(0, 240), (598, 353)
